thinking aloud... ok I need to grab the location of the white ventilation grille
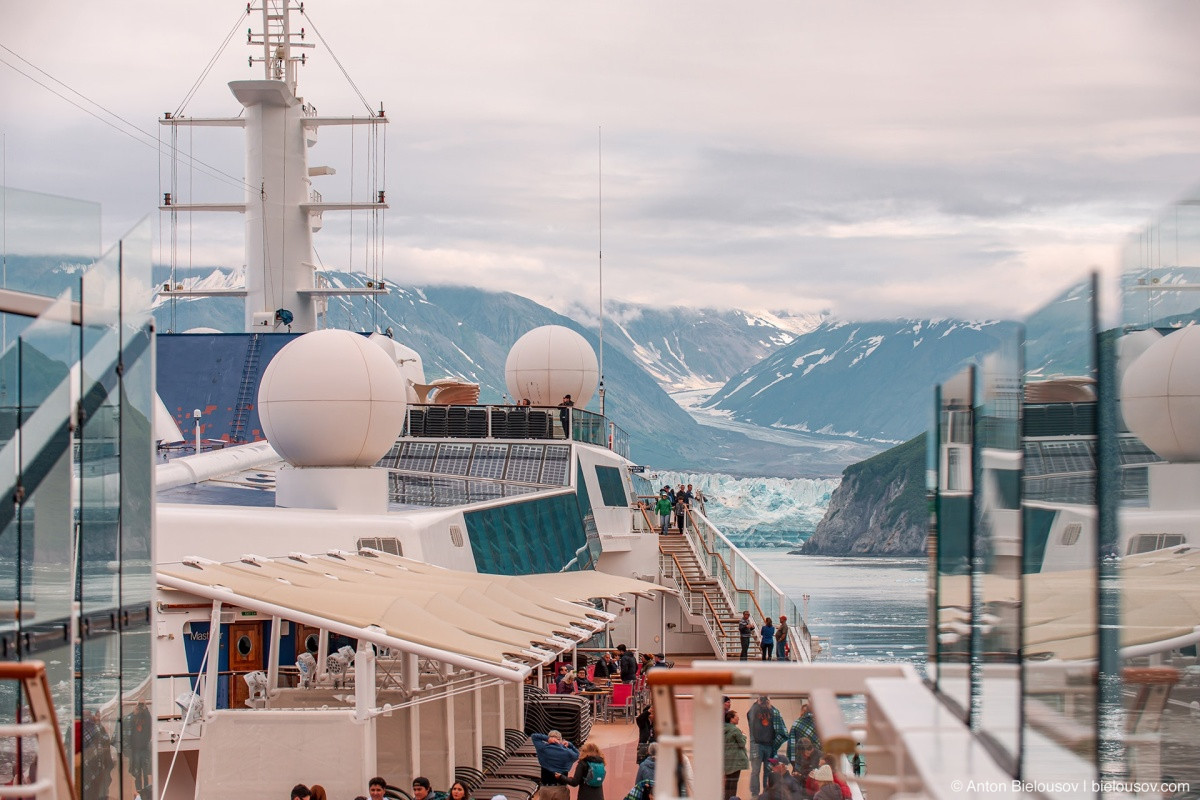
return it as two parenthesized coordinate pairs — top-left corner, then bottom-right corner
(449, 525), (465, 548)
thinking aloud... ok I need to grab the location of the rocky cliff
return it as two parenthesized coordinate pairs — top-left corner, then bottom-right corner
(799, 434), (927, 556)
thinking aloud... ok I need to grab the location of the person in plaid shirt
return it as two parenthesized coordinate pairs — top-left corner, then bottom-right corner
(787, 701), (822, 764)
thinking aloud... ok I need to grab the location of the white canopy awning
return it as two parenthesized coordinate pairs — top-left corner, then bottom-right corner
(157, 549), (675, 682)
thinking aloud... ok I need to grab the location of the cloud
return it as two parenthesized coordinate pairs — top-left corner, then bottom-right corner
(4, 1), (1200, 324)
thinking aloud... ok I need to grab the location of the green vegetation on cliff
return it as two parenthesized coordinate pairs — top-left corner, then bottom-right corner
(847, 432), (927, 531)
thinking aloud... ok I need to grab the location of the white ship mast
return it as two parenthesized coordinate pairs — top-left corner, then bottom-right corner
(160, 1), (388, 333)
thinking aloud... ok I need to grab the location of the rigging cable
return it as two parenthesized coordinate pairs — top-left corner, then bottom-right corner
(0, 43), (255, 194)
(299, 10), (375, 115)
(173, 7), (248, 118)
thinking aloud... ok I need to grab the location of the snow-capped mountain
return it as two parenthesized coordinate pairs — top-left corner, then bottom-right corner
(705, 318), (1022, 442)
(570, 300), (825, 392)
(652, 471), (840, 547)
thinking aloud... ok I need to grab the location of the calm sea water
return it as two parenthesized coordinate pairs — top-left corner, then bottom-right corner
(738, 549), (929, 671)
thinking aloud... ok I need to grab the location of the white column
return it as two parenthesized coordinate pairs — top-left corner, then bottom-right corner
(204, 602), (222, 715)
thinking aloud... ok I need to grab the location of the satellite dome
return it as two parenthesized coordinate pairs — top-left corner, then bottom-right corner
(1121, 326), (1200, 462)
(258, 330), (407, 467)
(505, 325), (598, 407)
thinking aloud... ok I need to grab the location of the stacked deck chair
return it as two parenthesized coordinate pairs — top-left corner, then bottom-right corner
(523, 684), (593, 746)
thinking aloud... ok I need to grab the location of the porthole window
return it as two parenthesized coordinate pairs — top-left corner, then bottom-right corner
(305, 634), (320, 654)
(237, 635), (253, 657)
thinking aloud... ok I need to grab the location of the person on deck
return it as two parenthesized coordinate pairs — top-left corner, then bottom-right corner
(786, 704), (822, 764)
(532, 730), (580, 790)
(558, 395), (574, 438)
(635, 742), (657, 784)
(655, 491), (673, 535)
(636, 706), (657, 764)
(723, 709), (749, 799)
(594, 651), (617, 680)
(617, 644), (638, 682)
(738, 611), (755, 661)
(809, 765), (841, 800)
(566, 741), (609, 800)
(673, 486), (688, 533)
(760, 618), (775, 661)
(746, 695), (787, 796)
(775, 615), (790, 660)
(818, 753), (852, 799)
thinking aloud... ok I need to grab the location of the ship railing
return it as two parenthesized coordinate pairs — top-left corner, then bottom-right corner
(657, 551), (731, 658)
(684, 508), (811, 663)
(0, 661), (74, 800)
(401, 403), (631, 458)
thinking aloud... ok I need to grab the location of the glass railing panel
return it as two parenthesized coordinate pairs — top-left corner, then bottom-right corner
(119, 219), (154, 799)
(15, 291), (76, 739)
(1114, 192), (1200, 791)
(974, 333), (1023, 772)
(0, 185), (100, 299)
(79, 235), (123, 800)
(934, 369), (973, 721)
(1020, 276), (1098, 788)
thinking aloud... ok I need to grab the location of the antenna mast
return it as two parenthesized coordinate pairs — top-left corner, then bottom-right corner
(598, 126), (605, 417)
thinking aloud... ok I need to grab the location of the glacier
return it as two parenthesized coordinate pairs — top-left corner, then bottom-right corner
(648, 470), (840, 548)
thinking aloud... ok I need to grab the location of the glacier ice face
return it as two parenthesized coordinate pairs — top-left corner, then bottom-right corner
(649, 470), (839, 547)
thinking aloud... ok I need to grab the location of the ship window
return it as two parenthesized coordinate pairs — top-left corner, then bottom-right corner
(595, 465), (628, 506)
(1059, 523), (1081, 546)
(449, 525), (465, 547)
(1127, 533), (1184, 555)
(236, 635), (253, 657)
(305, 634), (320, 654)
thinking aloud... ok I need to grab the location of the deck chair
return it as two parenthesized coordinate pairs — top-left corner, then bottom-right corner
(609, 682), (634, 722)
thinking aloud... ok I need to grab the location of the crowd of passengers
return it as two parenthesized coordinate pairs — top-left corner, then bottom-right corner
(287, 692), (855, 800)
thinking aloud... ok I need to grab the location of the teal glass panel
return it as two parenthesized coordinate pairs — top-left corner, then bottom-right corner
(575, 462), (593, 523)
(594, 465), (628, 507)
(464, 493), (591, 574)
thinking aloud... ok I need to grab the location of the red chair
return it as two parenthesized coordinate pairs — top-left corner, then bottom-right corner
(609, 682), (634, 722)
(586, 664), (596, 682)
(547, 681), (558, 694)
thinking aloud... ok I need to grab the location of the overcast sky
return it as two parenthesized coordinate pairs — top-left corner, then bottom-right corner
(4, 1), (1200, 322)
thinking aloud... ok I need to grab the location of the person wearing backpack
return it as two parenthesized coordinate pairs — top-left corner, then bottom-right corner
(747, 695), (788, 796)
(567, 741), (608, 800)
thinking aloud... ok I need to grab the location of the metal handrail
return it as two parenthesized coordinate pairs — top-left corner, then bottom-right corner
(0, 661), (73, 800)
(684, 508), (812, 663)
(658, 549), (730, 657)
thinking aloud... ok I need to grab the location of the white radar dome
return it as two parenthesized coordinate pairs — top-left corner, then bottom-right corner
(1121, 326), (1200, 462)
(258, 330), (407, 467)
(505, 325), (599, 407)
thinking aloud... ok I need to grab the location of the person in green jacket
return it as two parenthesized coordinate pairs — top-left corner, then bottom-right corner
(654, 491), (673, 535)
(723, 708), (750, 798)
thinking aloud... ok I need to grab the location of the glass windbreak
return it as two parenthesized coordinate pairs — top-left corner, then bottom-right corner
(0, 185), (100, 299)
(16, 292), (76, 729)
(120, 219), (155, 800)
(1115, 194), (1200, 793)
(1020, 277), (1098, 790)
(974, 337), (1023, 771)
(934, 368), (973, 720)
